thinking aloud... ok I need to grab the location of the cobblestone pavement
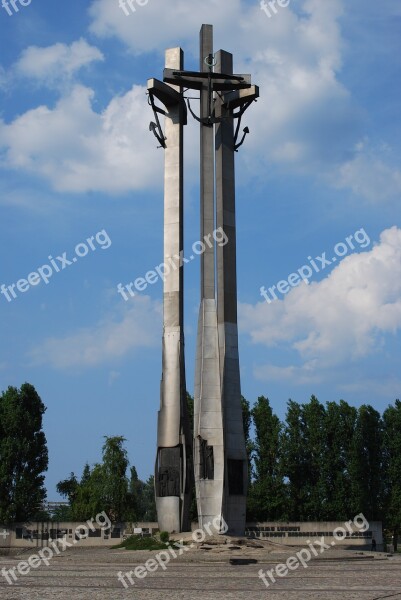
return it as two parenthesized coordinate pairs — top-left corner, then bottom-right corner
(0, 545), (400, 599)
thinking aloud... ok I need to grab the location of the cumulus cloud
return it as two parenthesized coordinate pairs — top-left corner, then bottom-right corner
(88, 0), (364, 184)
(0, 0), (397, 199)
(14, 38), (104, 84)
(0, 83), (162, 193)
(88, 0), (243, 56)
(29, 295), (161, 369)
(333, 142), (401, 203)
(254, 361), (323, 386)
(240, 227), (401, 379)
(86, 0), (400, 202)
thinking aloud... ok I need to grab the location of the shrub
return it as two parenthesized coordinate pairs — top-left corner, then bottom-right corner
(160, 531), (169, 543)
(113, 535), (167, 551)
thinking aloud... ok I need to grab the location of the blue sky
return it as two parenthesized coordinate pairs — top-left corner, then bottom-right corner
(1, 0), (400, 499)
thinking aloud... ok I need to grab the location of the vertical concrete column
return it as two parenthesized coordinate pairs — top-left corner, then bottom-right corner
(215, 50), (247, 536)
(199, 24), (215, 301)
(194, 25), (225, 532)
(155, 47), (191, 533)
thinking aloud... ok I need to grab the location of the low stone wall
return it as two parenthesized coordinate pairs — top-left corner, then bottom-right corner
(0, 520), (383, 550)
(245, 521), (383, 551)
(0, 522), (159, 549)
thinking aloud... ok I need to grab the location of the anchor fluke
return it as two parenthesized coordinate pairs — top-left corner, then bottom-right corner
(149, 121), (166, 149)
(234, 126), (250, 152)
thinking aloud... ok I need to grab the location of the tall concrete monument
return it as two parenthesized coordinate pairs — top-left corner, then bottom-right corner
(148, 25), (259, 535)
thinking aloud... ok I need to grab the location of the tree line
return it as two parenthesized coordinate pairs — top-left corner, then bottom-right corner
(244, 395), (401, 548)
(1, 383), (400, 548)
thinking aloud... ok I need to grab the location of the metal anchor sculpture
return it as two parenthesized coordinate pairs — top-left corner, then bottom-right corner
(149, 48), (258, 151)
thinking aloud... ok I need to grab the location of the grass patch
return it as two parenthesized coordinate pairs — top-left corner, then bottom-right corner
(160, 531), (170, 543)
(113, 535), (168, 551)
(113, 534), (192, 552)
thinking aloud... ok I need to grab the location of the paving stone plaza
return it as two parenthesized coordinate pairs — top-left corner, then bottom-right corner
(1, 544), (400, 599)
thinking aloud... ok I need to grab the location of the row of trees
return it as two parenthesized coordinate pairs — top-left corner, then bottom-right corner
(1, 383), (400, 549)
(244, 395), (401, 545)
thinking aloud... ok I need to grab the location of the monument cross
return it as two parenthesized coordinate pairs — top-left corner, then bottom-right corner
(148, 24), (259, 535)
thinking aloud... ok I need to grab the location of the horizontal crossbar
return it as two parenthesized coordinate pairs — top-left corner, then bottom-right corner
(163, 69), (252, 91)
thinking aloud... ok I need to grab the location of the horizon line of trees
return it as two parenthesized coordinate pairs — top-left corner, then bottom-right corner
(243, 395), (401, 548)
(1, 383), (400, 549)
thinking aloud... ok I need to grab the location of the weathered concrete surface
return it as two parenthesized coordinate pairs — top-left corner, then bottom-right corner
(0, 543), (400, 599)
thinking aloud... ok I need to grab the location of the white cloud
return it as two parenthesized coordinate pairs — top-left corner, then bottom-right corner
(87, 0), (401, 203)
(0, 83), (163, 193)
(29, 295), (161, 369)
(334, 142), (401, 203)
(88, 0), (243, 56)
(0, 0), (397, 198)
(240, 227), (401, 378)
(14, 38), (104, 84)
(254, 361), (322, 385)
(338, 378), (401, 398)
(88, 0), (365, 184)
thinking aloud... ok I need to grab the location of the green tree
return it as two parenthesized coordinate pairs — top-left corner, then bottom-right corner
(0, 383), (48, 523)
(58, 463), (115, 522)
(186, 391), (194, 426)
(382, 400), (401, 550)
(322, 400), (357, 520)
(57, 438), (135, 522)
(349, 405), (384, 520)
(32, 508), (51, 521)
(56, 473), (79, 505)
(52, 504), (72, 521)
(301, 396), (326, 520)
(69, 463), (105, 521)
(282, 399), (307, 520)
(101, 436), (129, 522)
(142, 475), (157, 521)
(282, 397), (327, 520)
(126, 466), (145, 521)
(241, 396), (253, 482)
(80, 463), (91, 486)
(248, 396), (287, 520)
